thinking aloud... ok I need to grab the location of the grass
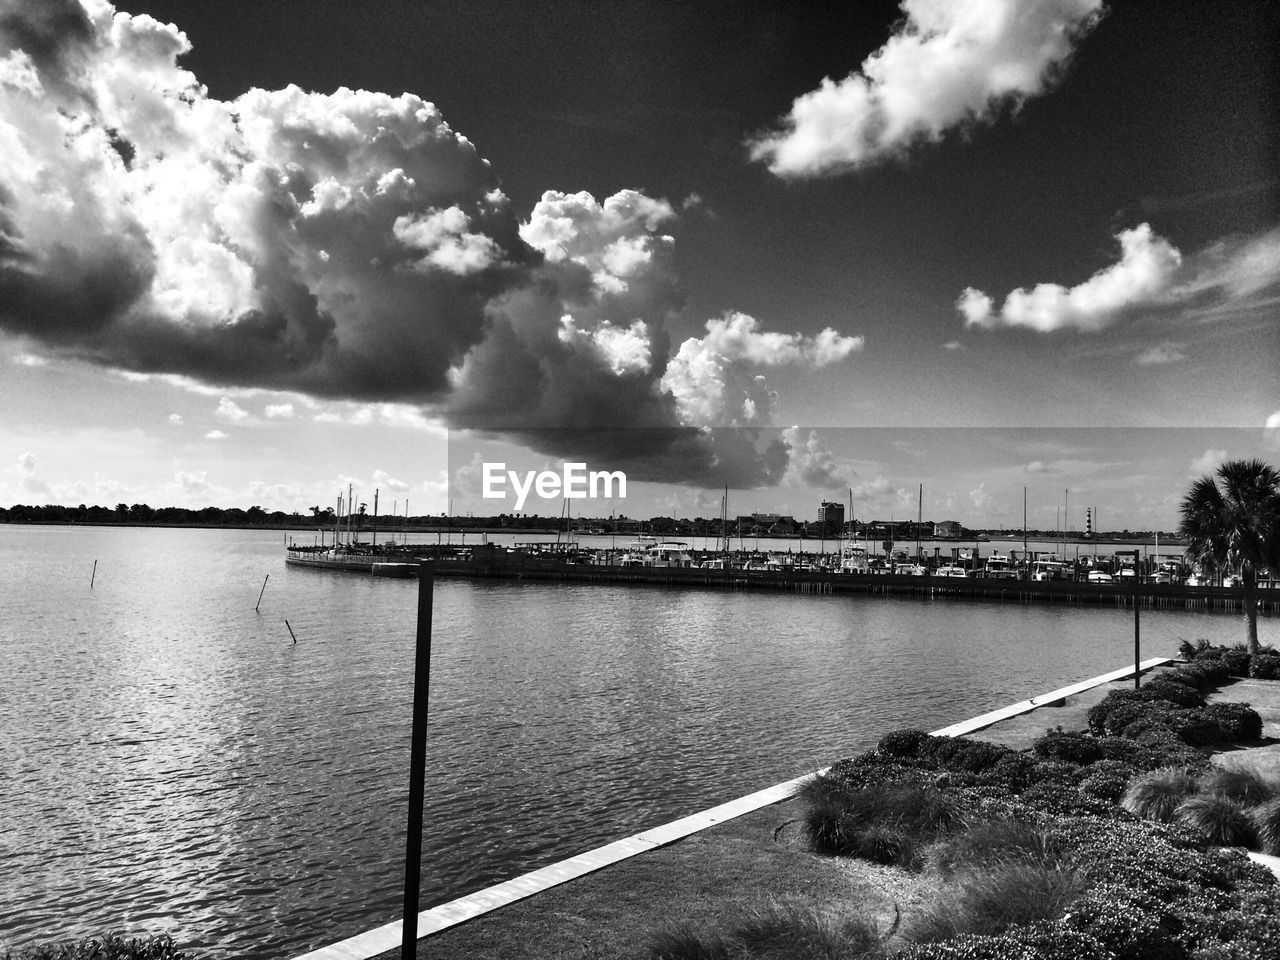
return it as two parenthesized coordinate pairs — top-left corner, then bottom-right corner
(649, 901), (886, 960)
(1198, 766), (1275, 805)
(800, 777), (967, 867)
(1250, 797), (1280, 855)
(1120, 767), (1198, 821)
(1174, 794), (1257, 847)
(903, 862), (1087, 943)
(924, 819), (1066, 878)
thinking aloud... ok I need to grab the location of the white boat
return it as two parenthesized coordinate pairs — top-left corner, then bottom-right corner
(934, 565), (968, 578)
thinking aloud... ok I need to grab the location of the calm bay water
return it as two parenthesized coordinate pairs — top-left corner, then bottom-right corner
(1, 525), (1273, 958)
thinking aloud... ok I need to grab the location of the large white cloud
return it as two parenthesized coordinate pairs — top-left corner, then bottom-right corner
(749, 0), (1104, 177)
(959, 223), (1280, 333)
(0, 0), (864, 489)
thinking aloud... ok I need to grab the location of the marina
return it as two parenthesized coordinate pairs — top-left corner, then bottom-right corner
(285, 539), (1278, 612)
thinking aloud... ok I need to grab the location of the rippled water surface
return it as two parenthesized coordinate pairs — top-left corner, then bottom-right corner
(2, 525), (1273, 958)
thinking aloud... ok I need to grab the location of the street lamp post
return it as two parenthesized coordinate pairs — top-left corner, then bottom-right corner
(402, 561), (435, 959)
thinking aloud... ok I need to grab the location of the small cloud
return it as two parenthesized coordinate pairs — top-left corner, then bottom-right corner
(942, 340), (963, 351)
(1190, 448), (1227, 476)
(681, 192), (703, 211)
(969, 483), (993, 511)
(18, 451), (36, 473)
(1135, 342), (1187, 366)
(167, 413), (184, 425)
(1266, 411), (1280, 430)
(204, 430), (228, 440)
(264, 403), (295, 419)
(1024, 460), (1051, 474)
(215, 397), (250, 422)
(13, 353), (47, 367)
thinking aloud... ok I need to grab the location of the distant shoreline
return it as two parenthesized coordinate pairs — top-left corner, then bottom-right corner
(1, 519), (1181, 546)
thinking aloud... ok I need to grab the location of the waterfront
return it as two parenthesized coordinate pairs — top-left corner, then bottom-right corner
(1, 525), (1275, 959)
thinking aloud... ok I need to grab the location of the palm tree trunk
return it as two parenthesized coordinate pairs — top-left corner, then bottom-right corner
(1244, 568), (1259, 654)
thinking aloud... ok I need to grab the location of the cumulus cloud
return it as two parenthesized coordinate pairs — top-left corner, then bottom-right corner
(204, 429), (227, 440)
(264, 402), (294, 418)
(781, 427), (845, 487)
(662, 312), (863, 426)
(214, 397), (250, 422)
(749, 0), (1104, 177)
(167, 413), (183, 425)
(0, 1), (863, 490)
(961, 224), (1182, 331)
(1267, 411), (1280, 430)
(960, 224), (1280, 333)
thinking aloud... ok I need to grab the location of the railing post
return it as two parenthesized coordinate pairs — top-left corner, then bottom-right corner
(402, 561), (435, 959)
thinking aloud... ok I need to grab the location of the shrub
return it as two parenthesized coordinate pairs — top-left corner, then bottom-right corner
(1143, 678), (1206, 709)
(1179, 637), (1214, 660)
(1063, 885), (1188, 960)
(1088, 689), (1148, 735)
(898, 924), (1112, 960)
(1123, 768), (1199, 821)
(905, 862), (1087, 943)
(1200, 703), (1263, 742)
(1219, 647), (1252, 677)
(1198, 767), (1274, 806)
(1249, 797), (1280, 855)
(1178, 658), (1232, 690)
(1079, 763), (1135, 804)
(919, 737), (1012, 774)
(877, 729), (930, 758)
(6, 936), (188, 960)
(1248, 653), (1280, 680)
(1033, 727), (1105, 765)
(1175, 795), (1256, 847)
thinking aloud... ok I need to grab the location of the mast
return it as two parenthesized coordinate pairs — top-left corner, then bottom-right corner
(916, 482), (922, 560)
(373, 488), (379, 549)
(1023, 487), (1028, 576)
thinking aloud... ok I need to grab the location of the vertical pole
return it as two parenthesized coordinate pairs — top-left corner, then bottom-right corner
(90, 559), (97, 589)
(403, 561), (434, 959)
(256, 574), (269, 612)
(1130, 550), (1141, 689)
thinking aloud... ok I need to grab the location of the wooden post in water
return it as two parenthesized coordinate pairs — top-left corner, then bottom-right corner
(90, 559), (97, 589)
(256, 574), (269, 612)
(402, 561), (435, 959)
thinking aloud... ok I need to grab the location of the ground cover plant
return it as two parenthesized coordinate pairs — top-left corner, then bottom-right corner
(2, 935), (187, 960)
(651, 643), (1280, 959)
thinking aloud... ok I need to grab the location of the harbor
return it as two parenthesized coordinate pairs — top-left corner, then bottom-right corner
(284, 540), (1278, 612)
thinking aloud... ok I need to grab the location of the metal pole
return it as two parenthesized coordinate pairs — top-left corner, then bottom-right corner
(256, 574), (269, 612)
(402, 561), (435, 959)
(1126, 550), (1141, 689)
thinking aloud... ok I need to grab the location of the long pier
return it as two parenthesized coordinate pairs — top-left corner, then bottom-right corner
(285, 547), (1277, 612)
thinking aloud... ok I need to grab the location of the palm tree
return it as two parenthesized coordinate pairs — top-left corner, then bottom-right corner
(1179, 459), (1280, 652)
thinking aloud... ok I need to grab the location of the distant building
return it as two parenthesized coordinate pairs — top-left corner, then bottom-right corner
(934, 520), (962, 538)
(818, 500), (845, 536)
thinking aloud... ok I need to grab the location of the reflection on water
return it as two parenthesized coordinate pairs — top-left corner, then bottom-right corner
(0, 525), (1271, 958)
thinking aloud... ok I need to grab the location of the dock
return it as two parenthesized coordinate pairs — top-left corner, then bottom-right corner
(285, 545), (1277, 612)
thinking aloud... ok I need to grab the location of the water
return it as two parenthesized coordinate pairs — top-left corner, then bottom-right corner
(1, 525), (1271, 958)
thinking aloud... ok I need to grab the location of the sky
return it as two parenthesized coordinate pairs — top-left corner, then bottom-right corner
(1, 0), (1277, 528)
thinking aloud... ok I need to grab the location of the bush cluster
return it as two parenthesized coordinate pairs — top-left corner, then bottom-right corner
(4, 936), (187, 960)
(657, 645), (1280, 959)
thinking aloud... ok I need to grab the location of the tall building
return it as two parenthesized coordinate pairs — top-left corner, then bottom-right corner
(818, 500), (845, 536)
